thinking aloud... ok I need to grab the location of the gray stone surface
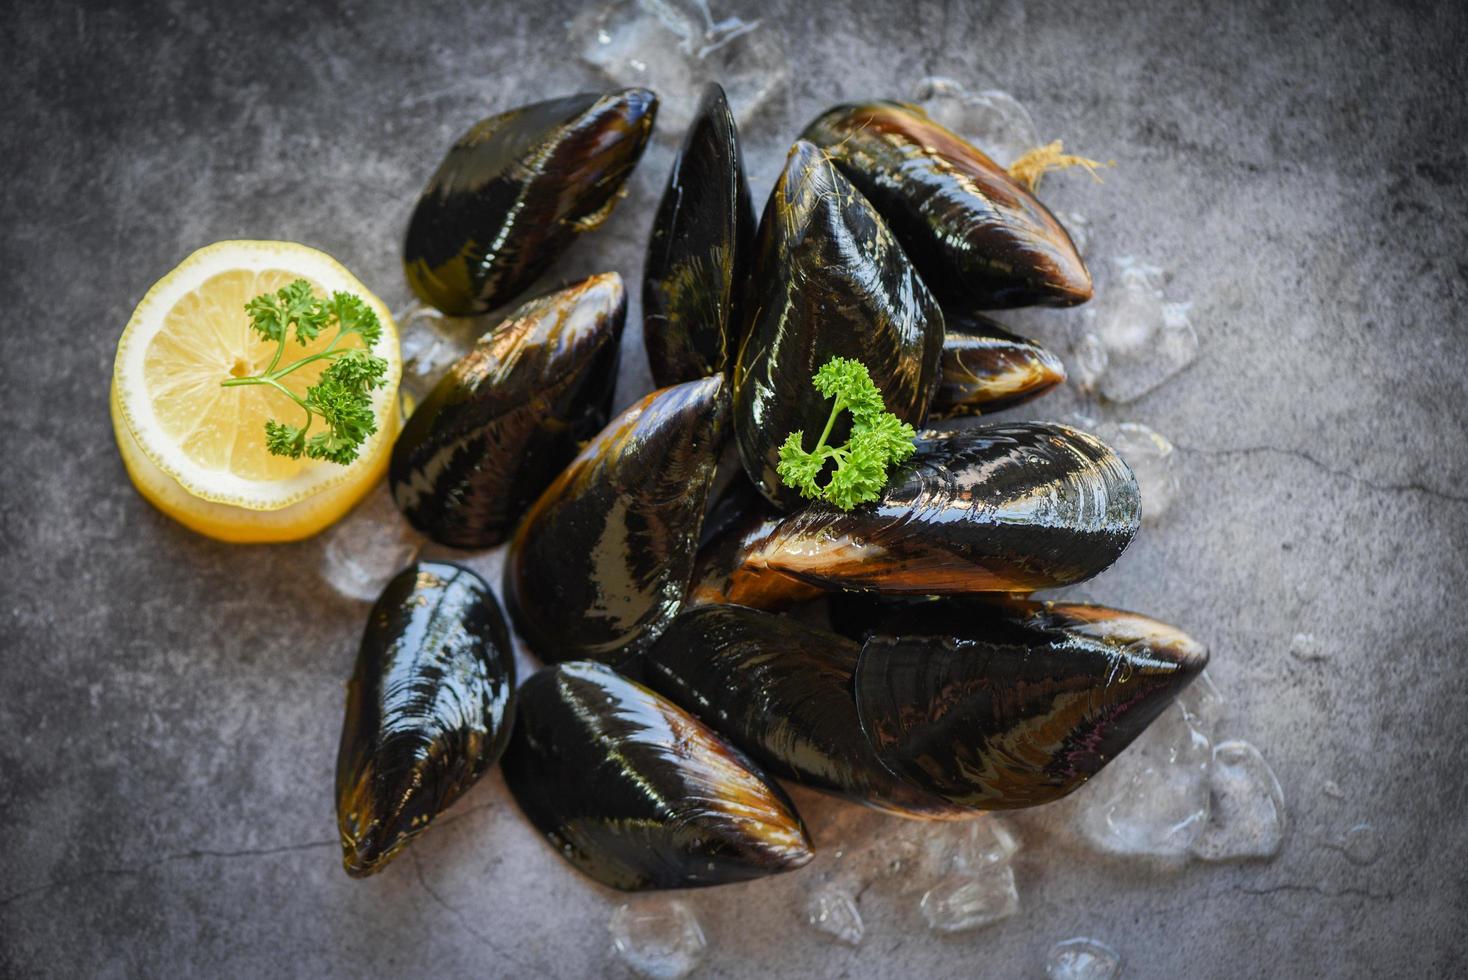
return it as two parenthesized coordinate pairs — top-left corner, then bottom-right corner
(2, 0), (1466, 977)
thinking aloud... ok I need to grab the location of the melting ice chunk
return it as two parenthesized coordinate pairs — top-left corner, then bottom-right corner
(950, 817), (1021, 874)
(319, 482), (422, 602)
(911, 78), (1041, 167)
(571, 0), (787, 132)
(608, 898), (708, 980)
(1046, 937), (1123, 980)
(1073, 700), (1212, 860)
(1177, 668), (1225, 739)
(1191, 740), (1287, 861)
(919, 866), (1020, 933)
(804, 883), (864, 946)
(1075, 258), (1200, 403)
(1091, 421), (1180, 523)
(396, 304), (469, 405)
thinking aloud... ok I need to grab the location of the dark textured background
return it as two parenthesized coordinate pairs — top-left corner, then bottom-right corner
(2, 0), (1466, 977)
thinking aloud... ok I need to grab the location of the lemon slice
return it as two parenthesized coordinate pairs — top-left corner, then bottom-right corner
(112, 240), (401, 542)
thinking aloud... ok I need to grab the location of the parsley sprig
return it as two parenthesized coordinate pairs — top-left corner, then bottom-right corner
(220, 279), (388, 465)
(776, 356), (917, 510)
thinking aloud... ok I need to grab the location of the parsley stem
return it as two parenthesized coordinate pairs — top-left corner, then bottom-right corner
(264, 332), (287, 376)
(811, 395), (846, 455)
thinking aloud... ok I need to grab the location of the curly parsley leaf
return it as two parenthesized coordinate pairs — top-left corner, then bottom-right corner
(224, 279), (389, 465)
(775, 356), (917, 511)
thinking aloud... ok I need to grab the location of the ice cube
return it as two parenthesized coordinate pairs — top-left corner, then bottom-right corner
(1081, 258), (1200, 403)
(919, 866), (1020, 933)
(1069, 333), (1109, 395)
(1105, 421), (1179, 523)
(1176, 669), (1225, 740)
(1338, 822), (1381, 866)
(1322, 779), (1345, 800)
(1073, 700), (1212, 860)
(950, 817), (1021, 874)
(1191, 740), (1287, 861)
(571, 0), (787, 133)
(1289, 632), (1330, 661)
(911, 78), (1040, 168)
(1046, 937), (1122, 980)
(804, 883), (864, 946)
(396, 304), (469, 404)
(319, 482), (422, 602)
(608, 897), (707, 980)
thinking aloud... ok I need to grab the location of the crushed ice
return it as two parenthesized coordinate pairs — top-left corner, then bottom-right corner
(911, 78), (1040, 167)
(1191, 740), (1287, 861)
(1046, 937), (1123, 980)
(804, 883), (864, 946)
(571, 0), (787, 132)
(608, 897), (708, 980)
(319, 481), (422, 602)
(1073, 257), (1200, 403)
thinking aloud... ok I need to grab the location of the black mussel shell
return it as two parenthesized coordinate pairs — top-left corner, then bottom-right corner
(687, 484), (820, 609)
(390, 273), (626, 548)
(929, 312), (1066, 419)
(643, 83), (756, 387)
(501, 661), (814, 890)
(731, 422), (1140, 602)
(644, 605), (971, 819)
(336, 562), (515, 877)
(405, 89), (657, 316)
(505, 376), (729, 663)
(802, 101), (1091, 310)
(854, 597), (1208, 808)
(732, 139), (945, 510)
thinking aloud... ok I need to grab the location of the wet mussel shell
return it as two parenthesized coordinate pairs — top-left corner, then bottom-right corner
(731, 422), (1141, 603)
(389, 273), (626, 548)
(854, 597), (1209, 808)
(501, 660), (814, 891)
(405, 88), (657, 316)
(929, 312), (1066, 419)
(504, 376), (729, 663)
(336, 562), (515, 877)
(732, 139), (944, 509)
(643, 82), (756, 387)
(643, 605), (971, 819)
(802, 101), (1091, 310)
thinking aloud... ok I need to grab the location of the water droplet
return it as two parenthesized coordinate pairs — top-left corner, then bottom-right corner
(1339, 822), (1380, 866)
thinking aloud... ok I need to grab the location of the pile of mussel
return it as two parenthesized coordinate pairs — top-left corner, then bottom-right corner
(336, 83), (1207, 889)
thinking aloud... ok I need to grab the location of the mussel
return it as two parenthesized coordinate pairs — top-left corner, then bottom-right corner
(405, 89), (657, 316)
(504, 376), (729, 663)
(929, 312), (1066, 419)
(725, 422), (1140, 603)
(643, 82), (755, 387)
(732, 139), (944, 509)
(390, 273), (625, 547)
(336, 562), (515, 877)
(802, 101), (1091, 309)
(855, 597), (1208, 808)
(501, 660), (814, 890)
(643, 605), (970, 819)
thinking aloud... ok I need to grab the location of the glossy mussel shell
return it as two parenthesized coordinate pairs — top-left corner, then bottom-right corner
(501, 660), (814, 891)
(644, 605), (970, 819)
(504, 376), (729, 663)
(802, 101), (1091, 309)
(390, 273), (626, 548)
(336, 562), (515, 877)
(730, 422), (1140, 603)
(855, 597), (1208, 808)
(929, 312), (1066, 419)
(643, 82), (756, 387)
(733, 139), (944, 509)
(405, 89), (657, 315)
